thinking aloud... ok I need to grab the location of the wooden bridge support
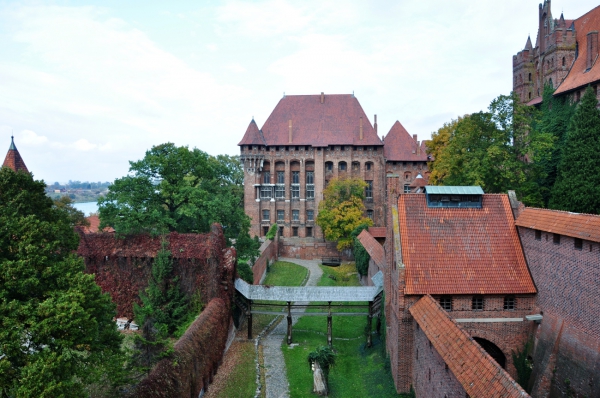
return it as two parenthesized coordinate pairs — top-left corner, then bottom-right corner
(247, 300), (253, 340)
(367, 301), (373, 348)
(286, 301), (292, 345)
(327, 301), (332, 347)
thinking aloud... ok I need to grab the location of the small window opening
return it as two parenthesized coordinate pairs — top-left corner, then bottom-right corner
(535, 230), (541, 241)
(292, 227), (298, 237)
(472, 296), (484, 311)
(439, 296), (452, 311)
(306, 227), (312, 237)
(574, 238), (583, 250)
(553, 234), (561, 245)
(504, 296), (516, 310)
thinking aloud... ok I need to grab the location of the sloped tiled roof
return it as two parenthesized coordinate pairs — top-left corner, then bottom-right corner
(251, 94), (383, 147)
(398, 194), (536, 295)
(516, 207), (600, 243)
(238, 119), (265, 146)
(383, 121), (428, 161)
(555, 6), (600, 95)
(367, 226), (386, 238)
(409, 174), (428, 188)
(2, 137), (28, 173)
(357, 230), (385, 267)
(81, 215), (115, 234)
(410, 295), (530, 398)
(526, 96), (542, 106)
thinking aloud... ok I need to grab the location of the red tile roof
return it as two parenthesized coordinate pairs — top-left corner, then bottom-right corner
(2, 137), (28, 173)
(555, 6), (600, 95)
(238, 119), (265, 146)
(242, 94), (383, 147)
(357, 230), (385, 267)
(409, 174), (428, 188)
(367, 226), (386, 238)
(397, 194), (536, 295)
(516, 207), (600, 243)
(383, 121), (428, 161)
(81, 215), (115, 234)
(526, 96), (542, 106)
(410, 295), (530, 398)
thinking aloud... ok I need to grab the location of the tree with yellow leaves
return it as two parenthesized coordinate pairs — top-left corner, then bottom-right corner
(316, 177), (373, 250)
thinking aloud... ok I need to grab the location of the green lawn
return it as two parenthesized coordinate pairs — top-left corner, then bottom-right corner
(283, 263), (402, 398)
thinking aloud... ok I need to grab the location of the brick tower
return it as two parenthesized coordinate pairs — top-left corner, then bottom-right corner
(2, 136), (29, 173)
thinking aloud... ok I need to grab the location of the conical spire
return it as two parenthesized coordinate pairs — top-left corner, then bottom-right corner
(238, 119), (266, 146)
(525, 36), (533, 51)
(2, 136), (29, 173)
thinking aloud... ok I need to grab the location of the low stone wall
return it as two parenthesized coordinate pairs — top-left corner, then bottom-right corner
(252, 239), (277, 285)
(278, 238), (353, 261)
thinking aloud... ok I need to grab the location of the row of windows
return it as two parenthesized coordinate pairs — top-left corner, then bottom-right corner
(262, 209), (373, 221)
(534, 230), (592, 251)
(325, 161), (373, 172)
(262, 225), (313, 237)
(438, 296), (516, 311)
(263, 171), (313, 184)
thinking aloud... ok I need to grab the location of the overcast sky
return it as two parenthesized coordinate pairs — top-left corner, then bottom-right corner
(0, 0), (597, 183)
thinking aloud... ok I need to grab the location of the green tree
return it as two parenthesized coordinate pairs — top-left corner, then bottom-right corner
(351, 223), (371, 276)
(427, 118), (460, 185)
(550, 86), (600, 214)
(98, 144), (258, 258)
(316, 178), (373, 250)
(427, 93), (553, 206)
(536, 84), (576, 206)
(0, 168), (125, 397)
(52, 195), (89, 228)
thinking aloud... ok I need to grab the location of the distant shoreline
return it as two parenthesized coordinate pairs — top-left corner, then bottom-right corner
(73, 201), (99, 216)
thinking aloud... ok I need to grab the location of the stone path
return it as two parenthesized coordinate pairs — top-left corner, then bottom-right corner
(261, 258), (323, 398)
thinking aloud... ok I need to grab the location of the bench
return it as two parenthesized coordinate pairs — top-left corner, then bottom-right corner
(321, 257), (342, 267)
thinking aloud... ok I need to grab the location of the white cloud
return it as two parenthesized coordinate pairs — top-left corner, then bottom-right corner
(19, 129), (48, 145)
(72, 139), (97, 151)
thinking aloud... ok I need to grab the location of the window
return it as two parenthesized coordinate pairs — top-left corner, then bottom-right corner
(339, 162), (347, 171)
(366, 162), (372, 171)
(277, 171), (285, 184)
(263, 171), (270, 184)
(326, 162), (333, 172)
(365, 180), (373, 200)
(307, 210), (314, 221)
(504, 296), (516, 310)
(367, 210), (373, 220)
(292, 210), (299, 221)
(277, 210), (284, 221)
(292, 171), (300, 199)
(535, 229), (541, 241)
(562, 57), (565, 67)
(306, 172), (314, 199)
(275, 184), (285, 198)
(279, 226), (284, 236)
(404, 184), (411, 193)
(262, 209), (270, 221)
(553, 234), (561, 245)
(472, 296), (484, 311)
(528, 73), (531, 81)
(306, 227), (312, 237)
(260, 186), (272, 199)
(574, 238), (583, 250)
(292, 227), (298, 237)
(263, 226), (269, 236)
(439, 296), (452, 311)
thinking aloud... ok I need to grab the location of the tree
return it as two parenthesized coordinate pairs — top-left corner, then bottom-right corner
(550, 86), (600, 214)
(0, 168), (125, 397)
(536, 84), (576, 206)
(98, 144), (259, 259)
(427, 93), (553, 206)
(52, 195), (89, 228)
(351, 223), (371, 276)
(316, 178), (373, 250)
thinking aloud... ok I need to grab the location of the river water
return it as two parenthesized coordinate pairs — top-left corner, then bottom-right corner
(73, 201), (99, 216)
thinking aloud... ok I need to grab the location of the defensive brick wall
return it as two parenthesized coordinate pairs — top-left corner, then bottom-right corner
(413, 326), (466, 398)
(519, 226), (600, 397)
(252, 238), (277, 285)
(278, 238), (353, 261)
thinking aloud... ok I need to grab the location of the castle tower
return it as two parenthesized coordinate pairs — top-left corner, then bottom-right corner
(2, 136), (29, 173)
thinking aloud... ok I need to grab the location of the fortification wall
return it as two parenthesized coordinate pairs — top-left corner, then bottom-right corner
(519, 226), (600, 397)
(278, 238), (352, 260)
(252, 239), (277, 285)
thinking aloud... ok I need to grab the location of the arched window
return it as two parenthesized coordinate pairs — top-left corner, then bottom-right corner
(366, 210), (373, 220)
(529, 92), (532, 99)
(338, 161), (347, 171)
(549, 78), (553, 88)
(325, 161), (333, 172)
(562, 57), (565, 66)
(473, 338), (506, 369)
(528, 73), (531, 81)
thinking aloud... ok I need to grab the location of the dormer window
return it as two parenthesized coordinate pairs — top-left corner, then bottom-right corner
(425, 186), (484, 208)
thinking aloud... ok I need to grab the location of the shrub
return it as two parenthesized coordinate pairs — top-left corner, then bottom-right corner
(265, 224), (278, 240)
(237, 260), (254, 283)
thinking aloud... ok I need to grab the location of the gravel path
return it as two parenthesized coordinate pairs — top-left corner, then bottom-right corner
(261, 258), (323, 398)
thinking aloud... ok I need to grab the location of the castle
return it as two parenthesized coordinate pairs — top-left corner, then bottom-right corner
(513, 0), (600, 104)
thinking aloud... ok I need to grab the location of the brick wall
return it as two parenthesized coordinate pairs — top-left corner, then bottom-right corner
(252, 239), (277, 285)
(519, 226), (600, 397)
(413, 325), (466, 398)
(278, 238), (353, 260)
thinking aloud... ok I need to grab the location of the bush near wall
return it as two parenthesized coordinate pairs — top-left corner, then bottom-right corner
(134, 297), (230, 397)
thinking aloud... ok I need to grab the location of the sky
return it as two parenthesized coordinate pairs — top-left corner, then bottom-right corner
(0, 0), (598, 183)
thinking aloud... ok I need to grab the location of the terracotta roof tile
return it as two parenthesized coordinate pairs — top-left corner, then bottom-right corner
(410, 295), (530, 398)
(2, 137), (28, 173)
(398, 194), (536, 295)
(238, 119), (266, 146)
(249, 94), (383, 147)
(526, 96), (542, 106)
(383, 121), (429, 161)
(367, 226), (386, 238)
(555, 6), (600, 95)
(357, 230), (385, 267)
(81, 215), (115, 234)
(516, 207), (600, 243)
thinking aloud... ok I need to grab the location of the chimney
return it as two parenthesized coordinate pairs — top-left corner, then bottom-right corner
(320, 92), (324, 104)
(413, 134), (417, 142)
(374, 114), (378, 134)
(288, 119), (293, 143)
(417, 141), (421, 155)
(587, 31), (598, 70)
(360, 117), (363, 140)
